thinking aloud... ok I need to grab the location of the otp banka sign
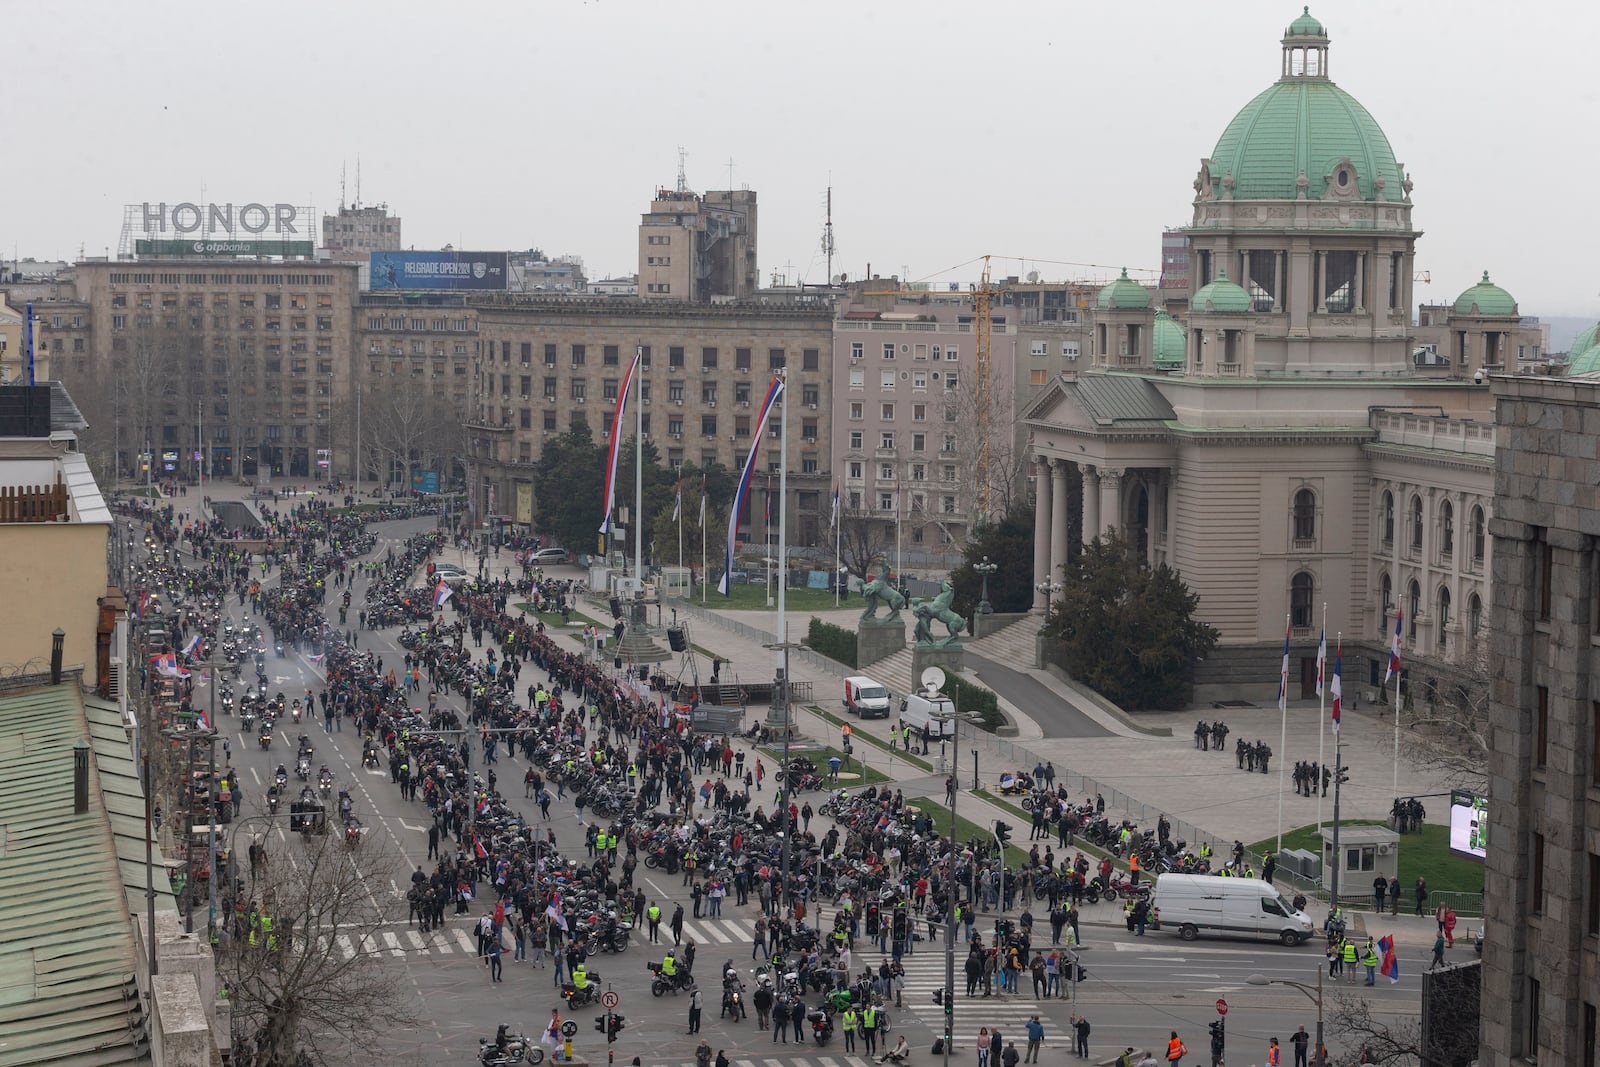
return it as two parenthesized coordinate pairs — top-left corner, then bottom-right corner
(139, 201), (311, 238)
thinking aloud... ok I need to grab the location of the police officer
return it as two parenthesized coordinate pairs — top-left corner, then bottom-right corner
(648, 901), (662, 943)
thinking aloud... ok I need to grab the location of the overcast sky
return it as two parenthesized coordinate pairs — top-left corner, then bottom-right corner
(8, 0), (1599, 317)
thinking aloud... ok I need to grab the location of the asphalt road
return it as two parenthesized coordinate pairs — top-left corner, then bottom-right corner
(189, 514), (1420, 1066)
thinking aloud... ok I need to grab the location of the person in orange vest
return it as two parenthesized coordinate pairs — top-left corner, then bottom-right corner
(1129, 853), (1141, 887)
(1267, 1036), (1282, 1065)
(1166, 1030), (1187, 1064)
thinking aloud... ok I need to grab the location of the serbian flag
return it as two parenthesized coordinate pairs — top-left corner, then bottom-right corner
(434, 579), (453, 607)
(719, 375), (785, 595)
(196, 708), (212, 731)
(476, 796), (492, 816)
(1276, 619), (1290, 713)
(1330, 639), (1343, 734)
(598, 348), (642, 536)
(672, 477), (682, 522)
(1384, 606), (1404, 684)
(183, 633), (203, 658)
(1314, 628), (1326, 698)
(830, 482), (840, 530)
(545, 900), (569, 932)
(1378, 935), (1399, 982)
(473, 833), (487, 860)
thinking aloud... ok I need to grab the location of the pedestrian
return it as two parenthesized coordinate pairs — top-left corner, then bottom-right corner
(1001, 1041), (1021, 1067)
(1268, 1037), (1282, 1065)
(1444, 908), (1458, 948)
(842, 1005), (858, 1053)
(1074, 1015), (1091, 1058)
(1430, 932), (1446, 969)
(977, 1026), (991, 1067)
(1373, 873), (1388, 914)
(753, 915), (769, 959)
(1166, 1030), (1187, 1064)
(647, 901), (662, 943)
(1414, 876), (1429, 916)
(487, 935), (503, 983)
(1024, 1017), (1044, 1064)
(790, 999), (806, 1046)
(1291, 1025), (1311, 1067)
(687, 984), (703, 1034)
(1362, 939), (1380, 985)
(671, 902), (685, 945)
(772, 996), (789, 1043)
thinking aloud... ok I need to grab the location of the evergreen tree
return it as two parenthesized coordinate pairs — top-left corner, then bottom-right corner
(948, 504), (1036, 620)
(1044, 529), (1218, 710)
(532, 418), (604, 555)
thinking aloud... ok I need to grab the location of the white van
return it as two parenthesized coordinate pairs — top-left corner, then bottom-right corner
(898, 692), (958, 740)
(1153, 873), (1315, 946)
(843, 676), (892, 719)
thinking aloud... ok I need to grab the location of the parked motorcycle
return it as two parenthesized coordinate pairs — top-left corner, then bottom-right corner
(807, 1004), (834, 1046)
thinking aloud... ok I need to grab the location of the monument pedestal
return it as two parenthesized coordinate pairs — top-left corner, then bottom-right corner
(911, 644), (965, 686)
(857, 618), (907, 669)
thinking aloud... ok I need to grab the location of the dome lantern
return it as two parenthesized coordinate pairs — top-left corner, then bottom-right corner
(1283, 7), (1330, 79)
(1451, 271), (1518, 318)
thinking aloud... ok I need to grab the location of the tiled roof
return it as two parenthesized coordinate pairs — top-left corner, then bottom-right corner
(0, 684), (151, 1067)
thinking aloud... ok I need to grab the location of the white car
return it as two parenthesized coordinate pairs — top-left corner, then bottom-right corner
(530, 548), (570, 566)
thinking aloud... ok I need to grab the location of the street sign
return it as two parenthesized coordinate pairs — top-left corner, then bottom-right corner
(601, 991), (620, 1009)
(560, 1021), (578, 1038)
(1216, 998), (1229, 1016)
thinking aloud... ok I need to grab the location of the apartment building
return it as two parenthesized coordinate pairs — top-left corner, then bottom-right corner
(322, 203), (402, 262)
(638, 188), (758, 302)
(467, 297), (831, 544)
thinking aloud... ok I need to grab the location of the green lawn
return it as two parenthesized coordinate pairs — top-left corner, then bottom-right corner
(515, 601), (604, 632)
(915, 797), (1031, 867)
(1250, 820), (1484, 898)
(806, 704), (934, 773)
(762, 745), (890, 785)
(698, 583), (849, 612)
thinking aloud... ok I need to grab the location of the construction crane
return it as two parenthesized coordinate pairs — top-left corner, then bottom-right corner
(861, 254), (1007, 529)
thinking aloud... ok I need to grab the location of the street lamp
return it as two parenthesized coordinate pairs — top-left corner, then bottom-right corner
(1035, 580), (1061, 631)
(763, 639), (807, 922)
(1246, 971), (1325, 1067)
(974, 556), (998, 616)
(933, 708), (958, 1067)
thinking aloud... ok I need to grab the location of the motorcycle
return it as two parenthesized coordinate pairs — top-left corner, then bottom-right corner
(648, 960), (692, 997)
(274, 769), (289, 791)
(241, 707), (257, 731)
(290, 702), (302, 725)
(562, 976), (601, 1008)
(362, 743), (380, 769)
(478, 1032), (543, 1066)
(721, 961), (745, 1020)
(266, 787), (280, 815)
(295, 757), (312, 782)
(807, 1005), (834, 1046)
(257, 728), (272, 751)
(318, 770), (334, 798)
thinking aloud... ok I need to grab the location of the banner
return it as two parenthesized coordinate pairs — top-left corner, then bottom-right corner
(369, 251), (508, 291)
(719, 376), (784, 595)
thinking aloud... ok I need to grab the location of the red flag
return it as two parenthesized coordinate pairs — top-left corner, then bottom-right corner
(473, 833), (487, 860)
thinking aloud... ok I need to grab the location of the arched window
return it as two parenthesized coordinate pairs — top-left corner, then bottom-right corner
(1437, 586), (1452, 647)
(1408, 580), (1421, 638)
(1381, 572), (1393, 612)
(1291, 572), (1315, 629)
(1411, 496), (1425, 551)
(1382, 491), (1395, 545)
(1472, 506), (1486, 563)
(1293, 488), (1317, 542)
(1469, 593), (1483, 637)
(1440, 500), (1455, 558)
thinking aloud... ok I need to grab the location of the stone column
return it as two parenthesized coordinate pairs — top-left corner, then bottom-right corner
(1315, 251), (1327, 312)
(1354, 252), (1366, 312)
(1050, 460), (1070, 588)
(1033, 457), (1053, 609)
(1272, 252), (1283, 312)
(1081, 464), (1100, 546)
(1164, 472), (1178, 565)
(1099, 467), (1123, 536)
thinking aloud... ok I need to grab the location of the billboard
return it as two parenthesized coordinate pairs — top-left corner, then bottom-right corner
(410, 470), (441, 494)
(369, 251), (508, 291)
(122, 201), (316, 257)
(1448, 790), (1487, 860)
(136, 238), (314, 257)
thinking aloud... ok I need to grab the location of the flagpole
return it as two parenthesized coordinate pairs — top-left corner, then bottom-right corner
(895, 484), (902, 588)
(765, 473), (774, 608)
(833, 485), (841, 608)
(1393, 645), (1402, 800)
(634, 349), (643, 584)
(776, 370), (788, 655)
(1276, 611), (1289, 853)
(677, 479), (683, 568)
(700, 479), (707, 606)
(1317, 602), (1327, 831)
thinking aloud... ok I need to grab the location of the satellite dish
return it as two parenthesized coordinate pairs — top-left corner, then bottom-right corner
(920, 666), (946, 697)
(1026, 270), (1040, 284)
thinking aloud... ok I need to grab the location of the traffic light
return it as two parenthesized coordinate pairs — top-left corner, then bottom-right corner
(594, 1014), (625, 1042)
(995, 821), (1012, 846)
(866, 904), (880, 937)
(1209, 1018), (1225, 1062)
(892, 909), (908, 940)
(932, 987), (947, 1007)
(1337, 765), (1351, 785)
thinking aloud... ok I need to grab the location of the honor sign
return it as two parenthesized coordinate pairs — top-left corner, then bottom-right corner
(129, 201), (316, 257)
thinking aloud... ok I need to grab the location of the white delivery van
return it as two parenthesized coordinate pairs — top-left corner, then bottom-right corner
(898, 692), (959, 740)
(843, 676), (892, 719)
(1153, 873), (1315, 946)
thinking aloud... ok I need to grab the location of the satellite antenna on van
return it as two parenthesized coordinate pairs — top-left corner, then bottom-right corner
(920, 666), (946, 698)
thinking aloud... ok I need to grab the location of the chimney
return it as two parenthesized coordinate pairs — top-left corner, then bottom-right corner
(73, 741), (90, 815)
(51, 628), (64, 685)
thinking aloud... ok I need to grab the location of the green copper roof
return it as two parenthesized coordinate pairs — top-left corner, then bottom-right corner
(1207, 75), (1402, 202)
(1569, 323), (1599, 359)
(1452, 271), (1517, 316)
(1287, 7), (1325, 36)
(1192, 269), (1252, 313)
(1096, 268), (1152, 310)
(1152, 308), (1186, 369)
(1569, 343), (1600, 376)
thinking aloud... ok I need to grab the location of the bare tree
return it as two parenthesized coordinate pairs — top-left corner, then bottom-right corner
(838, 502), (894, 582)
(1330, 992), (1425, 1065)
(360, 373), (457, 489)
(939, 379), (1030, 539)
(1400, 638), (1490, 791)
(220, 829), (414, 1066)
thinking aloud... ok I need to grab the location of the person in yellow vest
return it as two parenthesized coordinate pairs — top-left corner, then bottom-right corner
(1341, 938), (1359, 983)
(841, 1006), (859, 1053)
(861, 1002), (879, 1056)
(1361, 938), (1380, 986)
(260, 914), (276, 952)
(647, 902), (662, 943)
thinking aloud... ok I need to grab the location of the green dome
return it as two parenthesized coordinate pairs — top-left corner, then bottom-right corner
(1287, 7), (1325, 36)
(1192, 269), (1252, 314)
(1205, 36), (1403, 202)
(1152, 308), (1186, 369)
(1569, 323), (1599, 359)
(1452, 271), (1517, 316)
(1569, 345), (1600, 376)
(1096, 268), (1152, 310)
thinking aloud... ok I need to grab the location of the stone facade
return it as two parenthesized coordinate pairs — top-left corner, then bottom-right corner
(1481, 372), (1600, 1067)
(467, 297), (832, 545)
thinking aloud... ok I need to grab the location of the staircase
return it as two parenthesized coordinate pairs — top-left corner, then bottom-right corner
(966, 614), (1043, 672)
(865, 645), (918, 693)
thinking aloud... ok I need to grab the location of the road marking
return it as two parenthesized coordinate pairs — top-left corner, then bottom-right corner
(249, 766), (261, 785)
(400, 820), (426, 832)
(431, 932), (454, 954)
(1173, 972), (1222, 979)
(366, 768), (387, 776)
(682, 919), (733, 945)
(382, 931), (405, 957)
(454, 929), (477, 954)
(336, 935), (356, 960)
(405, 930), (426, 950)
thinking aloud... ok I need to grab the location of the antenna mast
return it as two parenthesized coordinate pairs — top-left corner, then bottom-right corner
(355, 157), (362, 208)
(339, 162), (347, 211)
(675, 147), (689, 194)
(820, 186), (836, 283)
